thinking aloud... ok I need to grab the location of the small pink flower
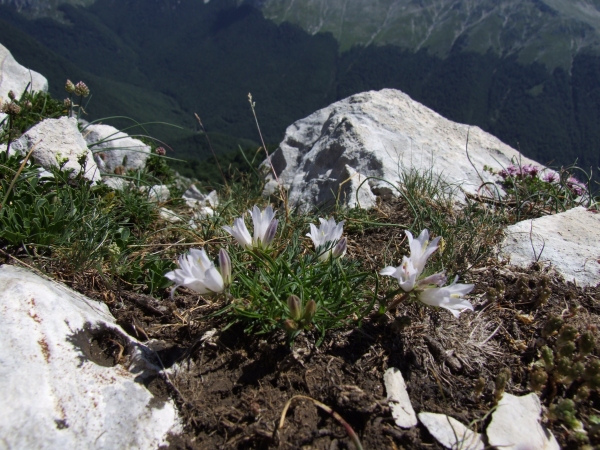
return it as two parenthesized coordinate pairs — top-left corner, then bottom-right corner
(543, 172), (558, 183)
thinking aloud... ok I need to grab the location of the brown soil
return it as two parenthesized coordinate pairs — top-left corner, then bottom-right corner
(20, 199), (600, 450)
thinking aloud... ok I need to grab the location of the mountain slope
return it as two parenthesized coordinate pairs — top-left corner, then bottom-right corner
(258, 0), (600, 68)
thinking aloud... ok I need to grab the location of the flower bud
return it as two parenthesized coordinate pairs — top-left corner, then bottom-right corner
(74, 81), (90, 97)
(302, 300), (317, 324)
(287, 295), (302, 321)
(332, 237), (347, 259)
(7, 90), (15, 100)
(282, 319), (298, 333)
(262, 219), (278, 249)
(65, 79), (75, 93)
(218, 248), (232, 287)
(155, 146), (166, 156)
(64, 98), (72, 108)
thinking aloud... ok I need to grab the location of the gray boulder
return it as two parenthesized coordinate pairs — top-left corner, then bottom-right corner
(9, 116), (101, 182)
(499, 206), (600, 287)
(83, 123), (151, 174)
(264, 89), (541, 210)
(0, 43), (48, 102)
(0, 265), (181, 449)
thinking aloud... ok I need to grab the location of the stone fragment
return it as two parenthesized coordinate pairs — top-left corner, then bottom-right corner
(0, 43), (48, 101)
(183, 185), (218, 209)
(418, 412), (484, 450)
(499, 206), (600, 287)
(264, 89), (541, 211)
(487, 393), (559, 450)
(83, 123), (151, 173)
(384, 367), (417, 428)
(160, 207), (183, 223)
(8, 116), (101, 182)
(0, 265), (181, 450)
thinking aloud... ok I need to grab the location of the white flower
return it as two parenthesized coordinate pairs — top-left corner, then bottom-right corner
(223, 205), (278, 250)
(165, 248), (228, 295)
(406, 229), (441, 274)
(223, 217), (252, 248)
(380, 229), (441, 292)
(380, 256), (419, 292)
(418, 277), (475, 318)
(306, 217), (345, 261)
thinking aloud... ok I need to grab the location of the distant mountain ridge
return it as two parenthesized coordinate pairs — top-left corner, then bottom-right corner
(258, 0), (600, 68)
(0, 0), (92, 21)
(5, 0), (600, 67)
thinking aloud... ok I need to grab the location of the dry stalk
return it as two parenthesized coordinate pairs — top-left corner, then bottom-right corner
(276, 394), (364, 450)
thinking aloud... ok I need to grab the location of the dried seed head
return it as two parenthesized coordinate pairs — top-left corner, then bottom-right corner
(558, 341), (576, 358)
(493, 368), (511, 402)
(1, 101), (21, 115)
(473, 376), (486, 397)
(65, 79), (75, 93)
(64, 98), (72, 108)
(557, 325), (578, 346)
(74, 81), (90, 97)
(529, 367), (548, 392)
(7, 90), (15, 100)
(575, 384), (590, 401)
(155, 146), (166, 156)
(556, 356), (572, 377)
(579, 331), (595, 356)
(541, 346), (554, 370)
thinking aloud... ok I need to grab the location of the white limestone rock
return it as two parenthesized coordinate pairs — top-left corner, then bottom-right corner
(8, 116), (101, 182)
(499, 206), (600, 287)
(0, 43), (48, 101)
(384, 367), (417, 428)
(418, 412), (484, 450)
(83, 123), (151, 174)
(487, 393), (559, 450)
(264, 89), (541, 211)
(101, 176), (128, 191)
(0, 265), (181, 450)
(148, 184), (170, 203)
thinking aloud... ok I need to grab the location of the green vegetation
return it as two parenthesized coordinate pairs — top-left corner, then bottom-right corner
(2, 0), (599, 180)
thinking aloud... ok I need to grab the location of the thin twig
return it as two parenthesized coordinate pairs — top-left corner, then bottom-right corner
(0, 139), (41, 210)
(247, 93), (289, 218)
(194, 113), (228, 187)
